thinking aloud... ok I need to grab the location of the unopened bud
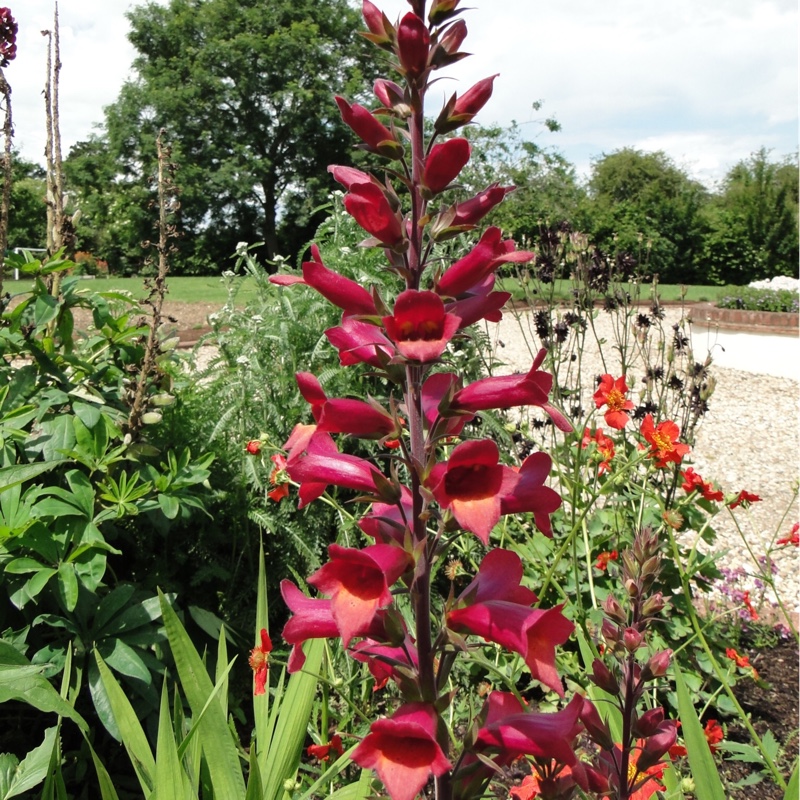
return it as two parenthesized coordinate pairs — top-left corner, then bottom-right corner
(580, 698), (614, 749)
(603, 594), (626, 623)
(641, 555), (660, 578)
(642, 592), (666, 617)
(637, 720), (678, 771)
(601, 619), (620, 644)
(643, 648), (672, 680)
(591, 659), (619, 695)
(624, 578), (639, 599)
(622, 627), (644, 652)
(635, 707), (665, 737)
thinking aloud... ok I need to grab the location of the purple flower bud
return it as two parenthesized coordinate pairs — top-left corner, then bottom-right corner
(591, 659), (619, 695)
(642, 648), (672, 680)
(634, 707), (665, 737)
(622, 627), (644, 652)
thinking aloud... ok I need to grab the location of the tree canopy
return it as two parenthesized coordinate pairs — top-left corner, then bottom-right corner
(66, 0), (379, 273)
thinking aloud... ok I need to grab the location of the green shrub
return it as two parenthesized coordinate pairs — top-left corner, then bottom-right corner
(716, 285), (799, 313)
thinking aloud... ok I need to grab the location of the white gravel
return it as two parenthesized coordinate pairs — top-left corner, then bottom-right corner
(480, 306), (799, 623)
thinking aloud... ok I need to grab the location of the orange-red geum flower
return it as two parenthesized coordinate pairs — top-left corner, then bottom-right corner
(669, 719), (724, 758)
(681, 467), (723, 502)
(581, 427), (615, 474)
(268, 454), (290, 502)
(593, 374), (635, 430)
(777, 522), (799, 547)
(595, 550), (619, 571)
(245, 440), (262, 455)
(640, 414), (690, 468)
(307, 734), (344, 762)
(728, 489), (761, 509)
(249, 628), (272, 696)
(725, 647), (759, 679)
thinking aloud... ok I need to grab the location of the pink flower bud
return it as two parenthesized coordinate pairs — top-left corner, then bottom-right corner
(439, 19), (467, 55)
(397, 12), (429, 79)
(642, 592), (666, 617)
(601, 619), (619, 644)
(635, 707), (665, 737)
(590, 658), (619, 695)
(245, 440), (262, 456)
(637, 720), (679, 772)
(580, 698), (614, 749)
(423, 137), (471, 194)
(643, 648), (672, 680)
(622, 627), (644, 652)
(603, 593), (626, 623)
(362, 0), (394, 46)
(374, 79), (406, 110)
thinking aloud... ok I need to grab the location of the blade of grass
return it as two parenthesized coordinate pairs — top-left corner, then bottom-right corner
(262, 639), (324, 800)
(153, 680), (191, 800)
(158, 589), (246, 797)
(94, 651), (155, 795)
(254, 539), (270, 780)
(672, 660), (725, 800)
(784, 760), (798, 800)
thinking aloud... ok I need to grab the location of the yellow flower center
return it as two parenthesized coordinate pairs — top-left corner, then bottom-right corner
(651, 431), (673, 453)
(606, 388), (626, 411)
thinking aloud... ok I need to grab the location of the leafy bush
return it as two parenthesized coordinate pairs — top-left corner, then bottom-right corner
(716, 285), (799, 313)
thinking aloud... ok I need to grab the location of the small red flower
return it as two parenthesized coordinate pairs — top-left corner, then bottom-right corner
(245, 440), (262, 455)
(307, 734), (344, 762)
(248, 629), (272, 696)
(640, 414), (690, 468)
(268, 454), (289, 502)
(343, 182), (404, 247)
(593, 374), (634, 430)
(581, 427), (615, 474)
(595, 550), (619, 571)
(423, 137), (471, 194)
(703, 719), (724, 753)
(680, 467), (724, 502)
(396, 12), (429, 79)
(725, 647), (759, 679)
(728, 489), (761, 509)
(335, 96), (401, 158)
(741, 590), (758, 620)
(777, 522), (799, 547)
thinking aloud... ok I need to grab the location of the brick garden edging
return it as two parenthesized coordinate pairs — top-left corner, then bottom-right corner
(690, 303), (799, 337)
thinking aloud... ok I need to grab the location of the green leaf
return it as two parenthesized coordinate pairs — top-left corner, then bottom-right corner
(99, 639), (152, 685)
(152, 681), (191, 800)
(0, 462), (58, 495)
(82, 734), (121, 800)
(0, 643), (87, 731)
(784, 759), (798, 800)
(261, 639), (324, 800)
(33, 294), (59, 328)
(94, 652), (155, 795)
(56, 563), (79, 612)
(0, 727), (58, 799)
(72, 401), (102, 430)
(28, 416), (75, 462)
(158, 590), (246, 797)
(157, 493), (180, 520)
(672, 660), (726, 800)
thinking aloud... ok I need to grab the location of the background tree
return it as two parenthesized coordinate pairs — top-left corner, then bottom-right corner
(457, 120), (584, 245)
(701, 148), (799, 284)
(4, 151), (47, 251)
(580, 148), (708, 284)
(66, 0), (378, 274)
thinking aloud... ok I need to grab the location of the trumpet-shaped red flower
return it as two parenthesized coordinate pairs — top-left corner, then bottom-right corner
(280, 580), (340, 672)
(420, 371), (473, 438)
(361, 0), (394, 47)
(325, 317), (395, 367)
(581, 427), (615, 474)
(359, 486), (414, 545)
(307, 735), (344, 762)
(451, 183), (515, 227)
(344, 182), (404, 246)
(374, 78), (406, 109)
(296, 372), (397, 439)
(445, 274), (510, 328)
(335, 96), (401, 158)
(452, 348), (572, 432)
(351, 703), (452, 800)
(680, 467), (723, 502)
(593, 374), (634, 429)
(396, 12), (429, 79)
(248, 628), (272, 696)
(475, 694), (585, 774)
(435, 74), (498, 132)
(436, 227), (532, 299)
(640, 414), (689, 468)
(308, 543), (411, 646)
(728, 489), (761, 509)
(270, 243), (377, 317)
(429, 439), (505, 542)
(383, 290), (461, 362)
(499, 452), (562, 537)
(286, 431), (384, 506)
(423, 137), (471, 194)
(351, 634), (419, 692)
(447, 550), (573, 695)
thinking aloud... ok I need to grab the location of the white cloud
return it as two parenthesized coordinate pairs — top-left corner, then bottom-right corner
(4, 0), (797, 188)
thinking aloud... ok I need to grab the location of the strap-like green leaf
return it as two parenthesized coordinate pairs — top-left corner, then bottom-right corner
(672, 660), (726, 800)
(158, 589), (246, 797)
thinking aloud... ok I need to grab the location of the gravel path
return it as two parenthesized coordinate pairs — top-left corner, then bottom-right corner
(481, 306), (799, 621)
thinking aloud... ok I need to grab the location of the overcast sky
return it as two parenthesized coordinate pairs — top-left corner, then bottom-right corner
(6, 0), (798, 188)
